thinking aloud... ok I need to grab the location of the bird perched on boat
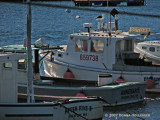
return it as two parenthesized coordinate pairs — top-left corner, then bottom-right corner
(95, 14), (104, 20)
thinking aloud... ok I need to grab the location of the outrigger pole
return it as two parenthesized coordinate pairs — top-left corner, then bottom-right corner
(27, 0), (34, 103)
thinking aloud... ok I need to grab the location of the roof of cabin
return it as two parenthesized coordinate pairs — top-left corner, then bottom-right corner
(71, 31), (138, 39)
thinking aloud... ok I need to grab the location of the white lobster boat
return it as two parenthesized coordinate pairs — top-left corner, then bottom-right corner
(40, 22), (160, 89)
(0, 44), (146, 106)
(0, 2), (103, 118)
(135, 40), (160, 65)
(0, 53), (103, 120)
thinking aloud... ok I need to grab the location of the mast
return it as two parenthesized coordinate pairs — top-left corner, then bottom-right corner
(106, 0), (109, 32)
(27, 0), (34, 103)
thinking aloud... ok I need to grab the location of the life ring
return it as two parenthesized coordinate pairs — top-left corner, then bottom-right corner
(63, 69), (75, 79)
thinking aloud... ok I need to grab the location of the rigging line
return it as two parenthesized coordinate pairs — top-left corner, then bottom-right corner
(2, 1), (160, 18)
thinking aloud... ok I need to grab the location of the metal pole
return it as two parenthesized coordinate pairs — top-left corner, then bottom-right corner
(107, 0), (108, 32)
(27, 0), (34, 103)
(109, 14), (111, 36)
(115, 14), (118, 31)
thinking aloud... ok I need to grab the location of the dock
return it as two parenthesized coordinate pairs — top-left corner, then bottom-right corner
(1, 0), (145, 6)
(74, 0), (145, 6)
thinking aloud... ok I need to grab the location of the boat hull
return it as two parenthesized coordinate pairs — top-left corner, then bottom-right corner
(43, 59), (160, 89)
(18, 82), (146, 106)
(0, 99), (103, 120)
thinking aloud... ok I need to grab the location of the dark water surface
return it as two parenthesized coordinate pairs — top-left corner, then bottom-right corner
(0, 0), (160, 120)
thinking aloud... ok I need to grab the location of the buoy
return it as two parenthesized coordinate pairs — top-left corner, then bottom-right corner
(65, 9), (71, 13)
(145, 78), (154, 89)
(23, 38), (27, 47)
(63, 69), (75, 79)
(75, 92), (86, 97)
(115, 76), (125, 82)
(76, 15), (80, 19)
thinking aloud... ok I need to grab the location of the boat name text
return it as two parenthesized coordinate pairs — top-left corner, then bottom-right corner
(65, 105), (93, 113)
(80, 54), (98, 61)
(129, 27), (151, 34)
(121, 87), (140, 99)
(121, 87), (140, 95)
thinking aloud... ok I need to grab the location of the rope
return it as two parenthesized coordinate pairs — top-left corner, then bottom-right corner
(39, 50), (51, 63)
(96, 96), (112, 106)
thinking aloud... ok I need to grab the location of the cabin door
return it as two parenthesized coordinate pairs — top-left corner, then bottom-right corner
(157, 47), (160, 57)
(115, 40), (123, 64)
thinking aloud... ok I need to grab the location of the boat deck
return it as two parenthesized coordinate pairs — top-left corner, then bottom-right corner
(0, 45), (62, 53)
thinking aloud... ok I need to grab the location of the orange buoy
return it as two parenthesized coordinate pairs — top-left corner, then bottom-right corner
(63, 69), (75, 79)
(75, 92), (86, 97)
(115, 76), (125, 82)
(145, 78), (154, 89)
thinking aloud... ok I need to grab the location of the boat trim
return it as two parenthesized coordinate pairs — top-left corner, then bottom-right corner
(47, 57), (107, 72)
(5, 114), (53, 117)
(45, 57), (160, 75)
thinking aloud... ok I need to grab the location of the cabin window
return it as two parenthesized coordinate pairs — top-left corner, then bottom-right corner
(90, 40), (104, 52)
(4, 62), (12, 68)
(18, 59), (26, 69)
(142, 46), (147, 50)
(157, 47), (160, 53)
(75, 39), (88, 52)
(149, 47), (155, 52)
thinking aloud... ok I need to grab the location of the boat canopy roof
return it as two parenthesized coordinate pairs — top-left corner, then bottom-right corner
(70, 31), (139, 40)
(138, 41), (160, 46)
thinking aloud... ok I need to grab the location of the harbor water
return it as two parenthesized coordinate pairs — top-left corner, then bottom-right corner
(0, 0), (160, 119)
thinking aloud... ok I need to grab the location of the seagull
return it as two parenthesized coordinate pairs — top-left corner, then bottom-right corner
(65, 9), (71, 13)
(95, 14), (104, 20)
(76, 15), (80, 19)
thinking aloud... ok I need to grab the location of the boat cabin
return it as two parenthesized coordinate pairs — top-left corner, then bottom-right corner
(0, 53), (26, 103)
(53, 22), (140, 70)
(136, 41), (160, 57)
